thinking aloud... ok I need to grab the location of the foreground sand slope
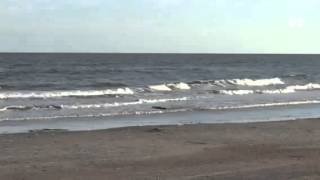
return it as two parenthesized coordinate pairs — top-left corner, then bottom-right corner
(1, 119), (320, 180)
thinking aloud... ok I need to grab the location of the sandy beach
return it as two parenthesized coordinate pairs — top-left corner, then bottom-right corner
(1, 119), (320, 180)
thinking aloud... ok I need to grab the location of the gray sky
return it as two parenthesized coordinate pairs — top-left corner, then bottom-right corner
(1, 0), (319, 53)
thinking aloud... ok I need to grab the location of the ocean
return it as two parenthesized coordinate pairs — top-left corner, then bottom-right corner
(1, 53), (320, 133)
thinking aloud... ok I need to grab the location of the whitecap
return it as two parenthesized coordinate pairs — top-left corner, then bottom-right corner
(148, 84), (172, 91)
(232, 78), (284, 86)
(167, 82), (191, 90)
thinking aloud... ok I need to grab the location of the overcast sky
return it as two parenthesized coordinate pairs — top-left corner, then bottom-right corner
(0, 0), (319, 53)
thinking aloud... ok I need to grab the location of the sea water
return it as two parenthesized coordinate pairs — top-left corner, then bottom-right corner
(1, 53), (320, 133)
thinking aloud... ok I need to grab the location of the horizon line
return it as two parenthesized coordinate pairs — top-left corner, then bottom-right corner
(0, 52), (320, 55)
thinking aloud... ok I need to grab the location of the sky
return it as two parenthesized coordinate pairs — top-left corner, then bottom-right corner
(0, 0), (319, 53)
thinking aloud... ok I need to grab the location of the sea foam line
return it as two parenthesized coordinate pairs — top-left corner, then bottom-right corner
(0, 109), (189, 122)
(0, 97), (189, 112)
(63, 97), (188, 109)
(212, 100), (320, 110)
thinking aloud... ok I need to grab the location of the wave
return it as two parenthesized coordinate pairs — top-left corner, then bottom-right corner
(190, 77), (285, 87)
(0, 88), (134, 99)
(168, 82), (191, 90)
(0, 78), (318, 100)
(2, 99), (320, 122)
(149, 82), (190, 91)
(219, 83), (320, 95)
(149, 84), (172, 91)
(230, 78), (285, 86)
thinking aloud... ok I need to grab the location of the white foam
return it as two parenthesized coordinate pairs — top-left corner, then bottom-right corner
(232, 78), (285, 86)
(0, 88), (134, 99)
(261, 83), (320, 94)
(260, 88), (296, 94)
(63, 97), (188, 109)
(220, 83), (320, 96)
(220, 88), (300, 96)
(286, 83), (320, 91)
(148, 84), (172, 91)
(168, 82), (191, 90)
(219, 90), (255, 95)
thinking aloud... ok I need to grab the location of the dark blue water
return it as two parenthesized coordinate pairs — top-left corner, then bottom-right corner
(0, 53), (319, 90)
(1, 53), (320, 131)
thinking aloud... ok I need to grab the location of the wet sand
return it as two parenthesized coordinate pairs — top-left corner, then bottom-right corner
(1, 119), (320, 180)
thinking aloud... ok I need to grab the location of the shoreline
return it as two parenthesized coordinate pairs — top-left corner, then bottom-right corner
(1, 116), (320, 135)
(2, 102), (320, 134)
(1, 118), (320, 179)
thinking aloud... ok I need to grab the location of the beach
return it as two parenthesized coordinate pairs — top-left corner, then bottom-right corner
(1, 1), (320, 179)
(1, 118), (320, 180)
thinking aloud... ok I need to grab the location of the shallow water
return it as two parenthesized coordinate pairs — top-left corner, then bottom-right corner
(1, 103), (320, 134)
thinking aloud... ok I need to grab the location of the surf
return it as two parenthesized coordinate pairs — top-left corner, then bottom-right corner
(0, 88), (134, 99)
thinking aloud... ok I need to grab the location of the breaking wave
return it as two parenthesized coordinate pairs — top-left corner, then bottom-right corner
(0, 78), (319, 99)
(0, 88), (134, 99)
(149, 82), (191, 91)
(148, 78), (284, 92)
(190, 77), (285, 87)
(231, 78), (285, 86)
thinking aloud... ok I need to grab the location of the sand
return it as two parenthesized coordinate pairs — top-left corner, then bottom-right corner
(1, 119), (320, 180)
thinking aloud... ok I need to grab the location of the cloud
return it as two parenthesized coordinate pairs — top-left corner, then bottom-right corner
(288, 17), (304, 28)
